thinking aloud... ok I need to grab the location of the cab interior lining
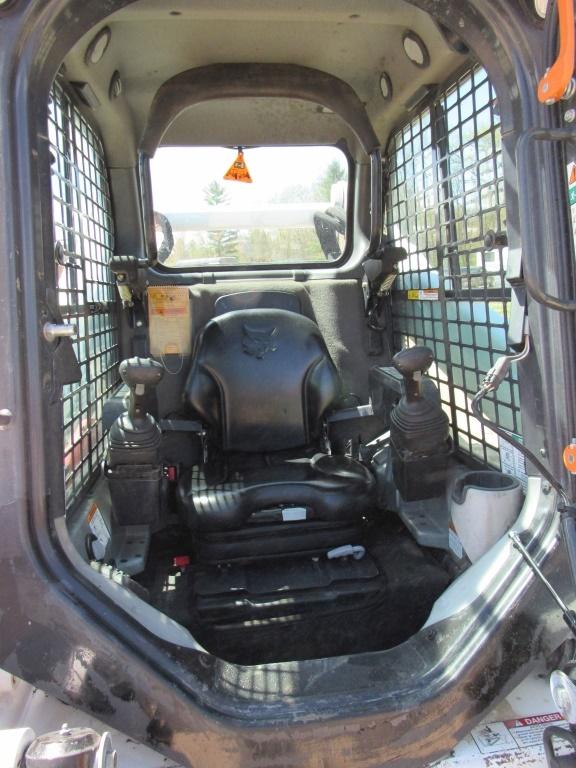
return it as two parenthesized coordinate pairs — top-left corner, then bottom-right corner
(140, 64), (380, 157)
(60, 0), (468, 166)
(52, 1), (527, 670)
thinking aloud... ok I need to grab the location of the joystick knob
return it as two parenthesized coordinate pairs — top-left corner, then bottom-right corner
(119, 357), (164, 427)
(392, 346), (434, 401)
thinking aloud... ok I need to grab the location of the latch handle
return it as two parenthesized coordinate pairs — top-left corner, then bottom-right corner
(538, 0), (576, 104)
(43, 322), (77, 342)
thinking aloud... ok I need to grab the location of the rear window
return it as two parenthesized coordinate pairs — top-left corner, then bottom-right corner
(149, 145), (348, 268)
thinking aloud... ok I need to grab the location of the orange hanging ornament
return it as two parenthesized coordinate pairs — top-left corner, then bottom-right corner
(224, 148), (253, 183)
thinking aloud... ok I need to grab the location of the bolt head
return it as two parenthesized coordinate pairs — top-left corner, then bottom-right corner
(0, 409), (13, 429)
(565, 109), (576, 123)
(563, 79), (576, 101)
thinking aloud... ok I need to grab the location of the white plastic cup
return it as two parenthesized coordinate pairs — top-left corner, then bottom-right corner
(450, 471), (523, 562)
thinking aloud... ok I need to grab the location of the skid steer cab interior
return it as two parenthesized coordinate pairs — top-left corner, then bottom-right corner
(2, 0), (576, 766)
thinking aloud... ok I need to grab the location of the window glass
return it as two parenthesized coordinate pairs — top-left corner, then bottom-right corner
(150, 146), (348, 267)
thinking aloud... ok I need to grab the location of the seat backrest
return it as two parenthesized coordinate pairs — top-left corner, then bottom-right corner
(186, 308), (341, 452)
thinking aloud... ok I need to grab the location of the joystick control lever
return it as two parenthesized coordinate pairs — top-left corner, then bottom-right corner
(389, 345), (450, 501)
(107, 357), (164, 526)
(119, 357), (164, 428)
(392, 346), (434, 401)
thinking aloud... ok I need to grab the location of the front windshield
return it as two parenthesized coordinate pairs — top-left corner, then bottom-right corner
(149, 145), (348, 268)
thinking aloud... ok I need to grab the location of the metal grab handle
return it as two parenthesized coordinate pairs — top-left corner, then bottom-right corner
(516, 126), (576, 312)
(538, 0), (576, 104)
(43, 322), (77, 342)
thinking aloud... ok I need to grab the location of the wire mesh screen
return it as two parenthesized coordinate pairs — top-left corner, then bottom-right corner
(385, 65), (521, 468)
(48, 81), (119, 507)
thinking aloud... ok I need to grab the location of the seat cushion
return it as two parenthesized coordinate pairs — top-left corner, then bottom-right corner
(178, 454), (375, 532)
(192, 520), (365, 563)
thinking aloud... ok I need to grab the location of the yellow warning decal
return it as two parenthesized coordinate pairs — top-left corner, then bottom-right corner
(148, 286), (191, 356)
(223, 149), (253, 183)
(407, 289), (439, 301)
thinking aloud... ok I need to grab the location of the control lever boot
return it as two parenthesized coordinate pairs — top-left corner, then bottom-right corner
(120, 357), (164, 429)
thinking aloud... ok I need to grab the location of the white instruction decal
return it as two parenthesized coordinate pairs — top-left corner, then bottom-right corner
(282, 507), (307, 522)
(87, 503), (110, 559)
(407, 288), (439, 301)
(471, 721), (517, 755)
(499, 435), (528, 492)
(448, 527), (464, 559)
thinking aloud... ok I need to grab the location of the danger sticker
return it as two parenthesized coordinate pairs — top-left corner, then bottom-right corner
(407, 289), (439, 301)
(432, 712), (570, 767)
(505, 713), (564, 727)
(502, 713), (565, 750)
(568, 162), (576, 203)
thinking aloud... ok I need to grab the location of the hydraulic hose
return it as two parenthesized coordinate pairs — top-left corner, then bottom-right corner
(470, 335), (570, 505)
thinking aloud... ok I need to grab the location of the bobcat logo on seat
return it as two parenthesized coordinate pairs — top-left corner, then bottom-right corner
(242, 323), (279, 359)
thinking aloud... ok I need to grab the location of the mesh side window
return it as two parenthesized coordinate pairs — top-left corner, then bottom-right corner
(385, 65), (521, 468)
(48, 81), (120, 507)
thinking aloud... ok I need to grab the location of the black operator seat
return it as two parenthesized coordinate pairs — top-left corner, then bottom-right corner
(177, 308), (375, 534)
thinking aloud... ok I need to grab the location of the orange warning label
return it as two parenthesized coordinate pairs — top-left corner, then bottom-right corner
(224, 150), (253, 183)
(148, 286), (189, 317)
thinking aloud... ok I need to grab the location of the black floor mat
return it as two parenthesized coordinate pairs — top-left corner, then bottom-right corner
(136, 520), (451, 664)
